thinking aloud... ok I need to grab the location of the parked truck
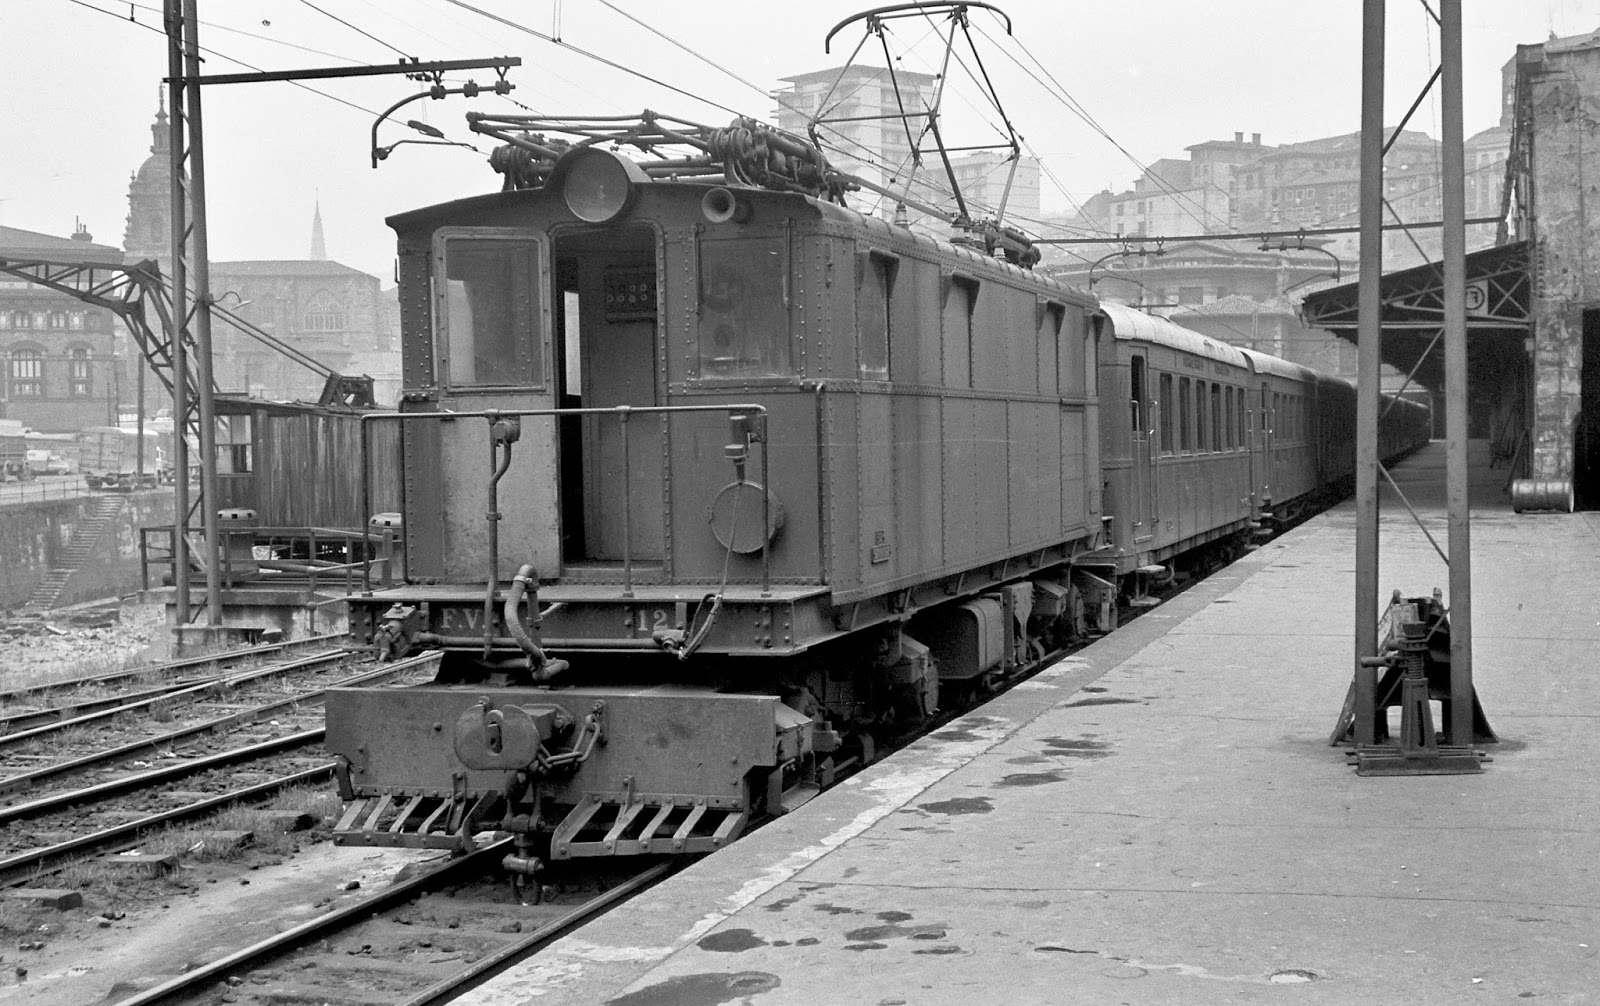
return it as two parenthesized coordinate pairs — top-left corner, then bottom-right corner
(77, 427), (167, 489)
(0, 433), (34, 481)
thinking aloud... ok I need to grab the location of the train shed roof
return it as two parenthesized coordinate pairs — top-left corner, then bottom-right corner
(1298, 240), (1531, 392)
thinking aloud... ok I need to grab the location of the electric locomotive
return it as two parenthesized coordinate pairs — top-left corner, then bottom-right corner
(326, 119), (1109, 869)
(325, 117), (1430, 873)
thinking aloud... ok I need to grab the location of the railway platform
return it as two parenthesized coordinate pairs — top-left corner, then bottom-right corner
(462, 439), (1600, 1005)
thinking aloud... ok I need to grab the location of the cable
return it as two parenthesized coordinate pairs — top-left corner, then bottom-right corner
(296, 0), (414, 59)
(578, 0), (1023, 231)
(81, 0), (367, 63)
(984, 24), (1232, 236)
(63, 0), (385, 119)
(342, 0), (613, 117)
(439, 0), (746, 117)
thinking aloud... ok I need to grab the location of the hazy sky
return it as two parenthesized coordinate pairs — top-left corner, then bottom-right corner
(3, 0), (1597, 282)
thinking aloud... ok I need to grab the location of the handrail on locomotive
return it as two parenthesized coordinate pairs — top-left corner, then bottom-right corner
(357, 402), (771, 666)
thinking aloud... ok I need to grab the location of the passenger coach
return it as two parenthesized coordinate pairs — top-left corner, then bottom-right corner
(1095, 303), (1428, 588)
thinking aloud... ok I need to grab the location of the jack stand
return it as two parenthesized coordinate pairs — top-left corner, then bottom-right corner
(1350, 606), (1485, 776)
(1394, 621), (1438, 754)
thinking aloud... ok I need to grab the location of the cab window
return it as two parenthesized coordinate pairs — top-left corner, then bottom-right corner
(437, 236), (543, 388)
(699, 237), (791, 378)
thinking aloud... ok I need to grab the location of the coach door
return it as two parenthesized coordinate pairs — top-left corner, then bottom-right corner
(553, 226), (663, 567)
(1258, 382), (1275, 504)
(1129, 356), (1156, 542)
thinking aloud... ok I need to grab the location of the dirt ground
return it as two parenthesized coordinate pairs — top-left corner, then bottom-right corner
(0, 601), (169, 687)
(0, 599), (442, 1005)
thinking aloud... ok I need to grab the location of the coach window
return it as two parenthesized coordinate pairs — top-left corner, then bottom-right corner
(1129, 356), (1147, 434)
(1236, 388), (1246, 446)
(1211, 384), (1222, 451)
(1158, 373), (1174, 453)
(858, 250), (897, 380)
(1178, 377), (1192, 451)
(1223, 387), (1235, 450)
(437, 235), (543, 388)
(1195, 380), (1208, 451)
(700, 237), (791, 378)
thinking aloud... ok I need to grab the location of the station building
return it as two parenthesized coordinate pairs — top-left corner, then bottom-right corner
(123, 105), (400, 405)
(0, 224), (125, 432)
(1502, 26), (1600, 506)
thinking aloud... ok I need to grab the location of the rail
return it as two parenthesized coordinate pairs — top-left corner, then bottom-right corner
(359, 402), (771, 596)
(140, 524), (398, 594)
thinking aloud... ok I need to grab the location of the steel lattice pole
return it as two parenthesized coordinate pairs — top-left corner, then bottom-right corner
(1352, 0), (1386, 747)
(1440, 0), (1473, 746)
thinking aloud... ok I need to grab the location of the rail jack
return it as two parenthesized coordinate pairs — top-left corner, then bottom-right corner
(1330, 590), (1494, 775)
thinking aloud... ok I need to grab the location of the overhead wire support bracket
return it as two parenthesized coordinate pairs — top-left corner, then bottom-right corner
(166, 56), (521, 87)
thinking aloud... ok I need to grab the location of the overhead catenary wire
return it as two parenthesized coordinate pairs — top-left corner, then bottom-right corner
(566, 1), (1110, 251)
(295, 0), (415, 59)
(79, 0), (368, 64)
(63, 0), (386, 119)
(438, 0), (747, 117)
(977, 22), (1233, 237)
(335, 0), (614, 118)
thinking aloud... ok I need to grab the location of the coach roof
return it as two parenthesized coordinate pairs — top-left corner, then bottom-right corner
(1099, 302), (1250, 369)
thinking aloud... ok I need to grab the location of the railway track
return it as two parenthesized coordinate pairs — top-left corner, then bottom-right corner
(0, 653), (439, 885)
(108, 849), (675, 1006)
(17, 537), (1252, 1002)
(0, 648), (357, 784)
(0, 633), (346, 712)
(91, 587), (1180, 1006)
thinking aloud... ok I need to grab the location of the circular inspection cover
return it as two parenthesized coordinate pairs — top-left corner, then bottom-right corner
(708, 482), (785, 554)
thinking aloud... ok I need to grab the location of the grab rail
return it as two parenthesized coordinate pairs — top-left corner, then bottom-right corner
(358, 403), (770, 597)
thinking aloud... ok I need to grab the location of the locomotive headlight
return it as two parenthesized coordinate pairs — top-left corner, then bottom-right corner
(557, 147), (650, 224)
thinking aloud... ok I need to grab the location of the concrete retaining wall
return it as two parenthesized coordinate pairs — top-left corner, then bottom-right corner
(0, 489), (175, 611)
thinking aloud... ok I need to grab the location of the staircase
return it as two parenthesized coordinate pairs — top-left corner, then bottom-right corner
(21, 496), (126, 613)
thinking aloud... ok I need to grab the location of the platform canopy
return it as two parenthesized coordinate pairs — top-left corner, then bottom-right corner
(1299, 240), (1531, 392)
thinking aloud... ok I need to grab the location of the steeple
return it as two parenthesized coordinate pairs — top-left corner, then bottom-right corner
(125, 93), (177, 267)
(151, 103), (170, 158)
(310, 198), (327, 261)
